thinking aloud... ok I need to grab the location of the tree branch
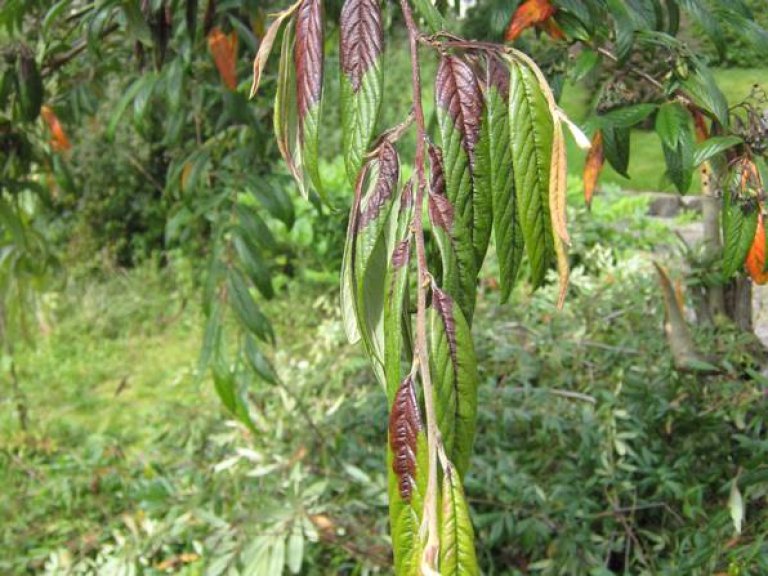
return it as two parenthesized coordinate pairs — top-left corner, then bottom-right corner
(398, 0), (441, 571)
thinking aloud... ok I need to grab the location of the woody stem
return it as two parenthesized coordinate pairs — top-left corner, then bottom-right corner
(399, 0), (441, 570)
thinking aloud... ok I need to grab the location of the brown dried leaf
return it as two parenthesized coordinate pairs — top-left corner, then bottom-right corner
(583, 130), (604, 208)
(249, 0), (301, 99)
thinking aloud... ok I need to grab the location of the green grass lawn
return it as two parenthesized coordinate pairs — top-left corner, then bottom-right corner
(560, 67), (766, 193)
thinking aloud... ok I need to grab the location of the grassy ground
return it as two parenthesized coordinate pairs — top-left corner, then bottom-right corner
(560, 67), (766, 193)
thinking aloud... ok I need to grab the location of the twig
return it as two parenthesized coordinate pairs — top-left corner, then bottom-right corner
(42, 23), (120, 76)
(398, 0), (441, 571)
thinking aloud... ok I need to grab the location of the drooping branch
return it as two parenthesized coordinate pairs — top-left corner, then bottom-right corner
(397, 0), (441, 571)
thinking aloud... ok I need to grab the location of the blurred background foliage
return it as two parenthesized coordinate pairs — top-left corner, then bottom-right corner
(1, 0), (767, 574)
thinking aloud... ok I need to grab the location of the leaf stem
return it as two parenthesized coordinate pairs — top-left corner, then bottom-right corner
(398, 0), (441, 570)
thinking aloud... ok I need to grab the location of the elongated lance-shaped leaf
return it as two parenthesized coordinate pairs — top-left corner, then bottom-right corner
(507, 58), (554, 287)
(435, 55), (487, 265)
(274, 18), (307, 198)
(429, 146), (478, 324)
(339, 0), (383, 184)
(342, 143), (400, 385)
(387, 375), (429, 575)
(475, 56), (523, 302)
(439, 464), (480, 576)
(295, 0), (325, 198)
(550, 116), (570, 308)
(429, 287), (478, 479)
(385, 183), (414, 402)
(340, 166), (367, 346)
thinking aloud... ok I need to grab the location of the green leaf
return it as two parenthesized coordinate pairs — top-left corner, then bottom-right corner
(679, 0), (724, 57)
(598, 103), (656, 128)
(429, 288), (478, 479)
(435, 56), (487, 264)
(607, 0), (636, 60)
(412, 0), (444, 34)
(429, 148), (478, 324)
(693, 136), (742, 167)
(440, 466), (480, 576)
(107, 76), (151, 141)
(384, 186), (414, 402)
(17, 54), (43, 122)
(227, 269), (274, 344)
(339, 0), (384, 183)
(475, 58), (522, 302)
(245, 336), (279, 385)
(233, 232), (274, 300)
(274, 20), (307, 198)
(602, 125), (631, 178)
(722, 188), (758, 279)
(286, 523), (304, 574)
(508, 59), (554, 288)
(681, 63), (729, 127)
(235, 203), (277, 251)
(388, 375), (428, 575)
(342, 145), (400, 385)
(656, 103), (694, 192)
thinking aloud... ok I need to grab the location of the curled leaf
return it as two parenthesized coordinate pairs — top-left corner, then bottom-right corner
(388, 375), (423, 502)
(583, 130), (604, 208)
(249, 0), (302, 98)
(208, 27), (238, 90)
(504, 0), (561, 41)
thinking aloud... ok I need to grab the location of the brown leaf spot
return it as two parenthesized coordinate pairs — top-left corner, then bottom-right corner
(359, 142), (399, 228)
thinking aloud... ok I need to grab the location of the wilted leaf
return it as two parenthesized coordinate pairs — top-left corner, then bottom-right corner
(249, 0), (301, 98)
(505, 0), (562, 41)
(583, 130), (604, 207)
(745, 212), (768, 285)
(208, 27), (238, 90)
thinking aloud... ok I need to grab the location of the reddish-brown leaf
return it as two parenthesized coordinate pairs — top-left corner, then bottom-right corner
(208, 27), (238, 90)
(40, 105), (71, 152)
(746, 212), (768, 285)
(428, 145), (446, 197)
(388, 375), (423, 501)
(294, 0), (323, 120)
(358, 142), (399, 228)
(505, 0), (557, 41)
(583, 130), (604, 208)
(435, 56), (482, 160)
(432, 287), (457, 363)
(340, 0), (383, 91)
(486, 55), (509, 98)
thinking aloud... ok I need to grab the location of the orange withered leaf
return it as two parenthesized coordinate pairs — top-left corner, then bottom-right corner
(208, 27), (238, 90)
(746, 212), (768, 285)
(583, 130), (604, 208)
(505, 0), (558, 41)
(40, 105), (72, 152)
(690, 106), (709, 143)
